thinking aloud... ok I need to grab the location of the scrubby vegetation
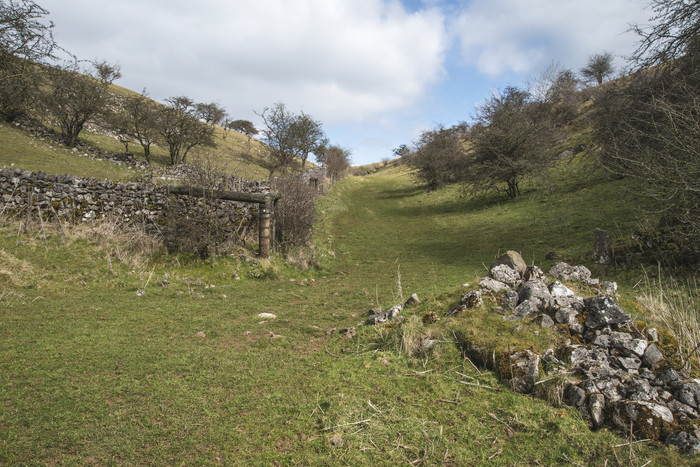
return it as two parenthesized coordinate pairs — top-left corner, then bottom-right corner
(2, 0), (700, 464)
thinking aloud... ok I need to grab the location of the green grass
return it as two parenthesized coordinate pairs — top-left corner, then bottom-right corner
(0, 123), (140, 181)
(0, 158), (692, 464)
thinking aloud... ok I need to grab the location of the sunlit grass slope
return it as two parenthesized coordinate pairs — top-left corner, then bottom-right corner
(0, 158), (686, 464)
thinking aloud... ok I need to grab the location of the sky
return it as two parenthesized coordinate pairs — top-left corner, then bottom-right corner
(37, 0), (651, 166)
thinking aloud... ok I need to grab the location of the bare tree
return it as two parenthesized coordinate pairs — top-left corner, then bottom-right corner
(592, 0), (700, 263)
(293, 111), (326, 171)
(0, 0), (57, 121)
(196, 101), (227, 128)
(224, 119), (258, 151)
(0, 0), (56, 61)
(41, 59), (121, 146)
(157, 96), (216, 166)
(406, 124), (468, 190)
(631, 0), (700, 67)
(464, 86), (558, 199)
(108, 90), (160, 163)
(580, 52), (615, 85)
(323, 145), (352, 182)
(256, 102), (325, 176)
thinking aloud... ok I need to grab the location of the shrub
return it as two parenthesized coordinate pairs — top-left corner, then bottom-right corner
(271, 175), (318, 253)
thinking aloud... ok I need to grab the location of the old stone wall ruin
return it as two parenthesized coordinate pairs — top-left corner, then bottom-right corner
(364, 250), (700, 455)
(0, 167), (268, 242)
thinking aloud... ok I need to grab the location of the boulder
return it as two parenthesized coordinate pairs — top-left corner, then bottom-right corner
(523, 265), (547, 282)
(517, 281), (553, 309)
(665, 431), (700, 455)
(491, 251), (527, 276)
(549, 281), (575, 298)
(570, 346), (619, 379)
(480, 277), (509, 293)
(643, 344), (664, 368)
(549, 262), (592, 283)
(592, 331), (648, 357)
(589, 393), (606, 429)
(462, 290), (483, 308)
(509, 350), (540, 393)
(514, 300), (539, 318)
(489, 264), (521, 287)
(404, 293), (421, 308)
(497, 289), (519, 310)
(584, 296), (631, 330)
(555, 306), (584, 334)
(625, 378), (659, 402)
(532, 314), (555, 328)
(675, 383), (700, 409)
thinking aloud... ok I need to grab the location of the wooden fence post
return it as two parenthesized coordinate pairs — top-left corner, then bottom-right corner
(258, 197), (273, 258)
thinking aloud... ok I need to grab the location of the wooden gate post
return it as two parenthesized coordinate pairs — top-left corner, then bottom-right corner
(258, 197), (274, 258)
(167, 185), (280, 258)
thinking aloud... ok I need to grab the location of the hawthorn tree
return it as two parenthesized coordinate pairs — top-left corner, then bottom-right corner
(196, 102), (227, 128)
(323, 145), (352, 182)
(0, 0), (57, 121)
(257, 103), (326, 176)
(465, 86), (558, 199)
(41, 59), (121, 146)
(580, 52), (615, 85)
(224, 119), (258, 151)
(293, 111), (326, 171)
(157, 96), (216, 166)
(407, 124), (467, 190)
(109, 90), (160, 162)
(592, 0), (700, 263)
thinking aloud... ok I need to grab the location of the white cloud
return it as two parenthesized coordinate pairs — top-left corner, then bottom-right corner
(40, 0), (449, 124)
(452, 0), (650, 77)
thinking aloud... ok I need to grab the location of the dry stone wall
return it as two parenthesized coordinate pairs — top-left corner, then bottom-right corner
(0, 167), (268, 235)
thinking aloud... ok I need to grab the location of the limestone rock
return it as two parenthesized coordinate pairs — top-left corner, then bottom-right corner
(517, 281), (553, 309)
(666, 431), (700, 455)
(462, 290), (483, 308)
(589, 393), (606, 429)
(514, 300), (539, 318)
(497, 289), (519, 310)
(489, 264), (521, 287)
(549, 281), (575, 298)
(532, 314), (555, 328)
(404, 293), (421, 308)
(584, 296), (631, 330)
(523, 265), (547, 282)
(509, 350), (540, 393)
(643, 343), (664, 367)
(549, 262), (592, 283)
(480, 277), (509, 293)
(491, 251), (527, 276)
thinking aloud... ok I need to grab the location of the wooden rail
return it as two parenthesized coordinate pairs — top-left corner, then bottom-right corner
(167, 185), (281, 258)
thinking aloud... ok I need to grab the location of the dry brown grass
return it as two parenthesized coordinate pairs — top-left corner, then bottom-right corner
(637, 267), (700, 370)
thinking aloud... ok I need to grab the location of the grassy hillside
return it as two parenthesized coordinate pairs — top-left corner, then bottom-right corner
(0, 158), (690, 464)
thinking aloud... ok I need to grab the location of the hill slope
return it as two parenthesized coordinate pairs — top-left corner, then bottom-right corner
(0, 163), (687, 464)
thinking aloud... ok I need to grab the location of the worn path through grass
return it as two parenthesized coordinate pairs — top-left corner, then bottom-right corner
(0, 167), (685, 464)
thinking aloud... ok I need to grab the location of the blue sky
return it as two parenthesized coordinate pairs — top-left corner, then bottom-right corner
(38, 0), (650, 166)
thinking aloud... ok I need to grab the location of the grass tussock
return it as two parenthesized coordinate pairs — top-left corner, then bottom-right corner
(637, 268), (700, 370)
(0, 249), (35, 287)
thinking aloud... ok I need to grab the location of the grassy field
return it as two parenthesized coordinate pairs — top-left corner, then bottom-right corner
(0, 150), (692, 464)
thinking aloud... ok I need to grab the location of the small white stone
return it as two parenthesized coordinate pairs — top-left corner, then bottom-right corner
(258, 313), (277, 319)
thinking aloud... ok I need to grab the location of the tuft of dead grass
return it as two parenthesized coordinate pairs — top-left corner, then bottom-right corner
(636, 267), (700, 370)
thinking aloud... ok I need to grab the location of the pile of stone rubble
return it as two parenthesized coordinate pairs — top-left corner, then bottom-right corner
(365, 251), (700, 455)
